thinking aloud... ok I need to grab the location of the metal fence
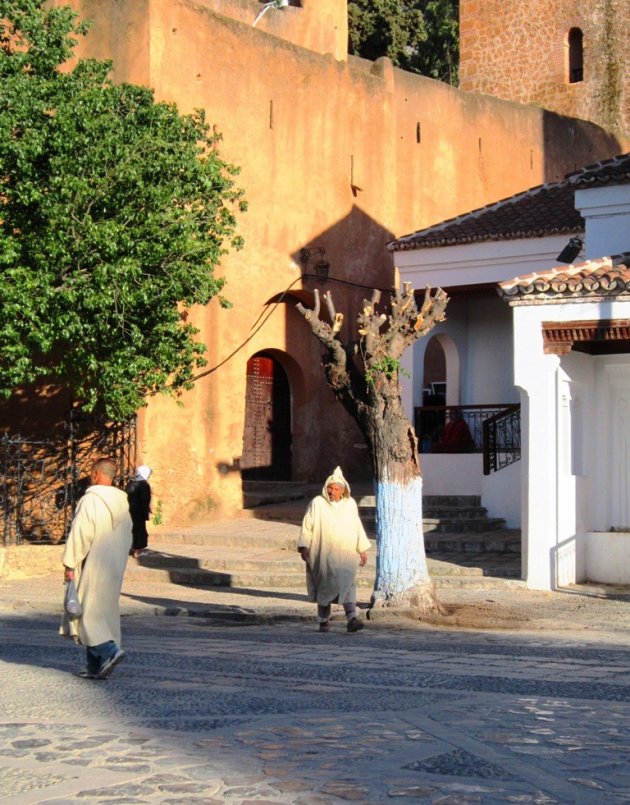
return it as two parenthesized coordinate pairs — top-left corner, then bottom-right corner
(414, 403), (521, 475)
(415, 404), (517, 453)
(482, 404), (521, 475)
(1, 412), (137, 546)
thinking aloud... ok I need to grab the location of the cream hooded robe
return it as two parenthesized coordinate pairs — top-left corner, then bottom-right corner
(60, 485), (132, 647)
(298, 467), (371, 605)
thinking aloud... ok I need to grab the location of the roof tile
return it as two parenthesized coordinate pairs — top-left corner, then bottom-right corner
(389, 152), (630, 252)
(498, 254), (630, 302)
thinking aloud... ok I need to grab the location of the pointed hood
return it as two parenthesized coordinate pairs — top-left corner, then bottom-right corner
(322, 466), (351, 500)
(87, 485), (131, 529)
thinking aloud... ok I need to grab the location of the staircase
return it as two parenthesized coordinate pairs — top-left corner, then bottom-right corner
(129, 484), (523, 591)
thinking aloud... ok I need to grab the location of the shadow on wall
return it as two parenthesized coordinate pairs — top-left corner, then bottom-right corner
(0, 382), (73, 439)
(287, 205), (396, 483)
(542, 111), (627, 182)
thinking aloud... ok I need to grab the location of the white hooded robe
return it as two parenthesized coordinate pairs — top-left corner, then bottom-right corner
(298, 468), (371, 605)
(60, 485), (132, 647)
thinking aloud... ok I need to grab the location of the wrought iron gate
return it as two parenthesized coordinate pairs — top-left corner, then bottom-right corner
(1, 412), (136, 546)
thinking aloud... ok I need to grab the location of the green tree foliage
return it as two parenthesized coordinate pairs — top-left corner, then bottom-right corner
(0, 0), (246, 420)
(348, 0), (459, 85)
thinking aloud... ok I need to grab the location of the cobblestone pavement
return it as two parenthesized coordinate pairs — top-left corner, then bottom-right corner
(3, 611), (630, 804)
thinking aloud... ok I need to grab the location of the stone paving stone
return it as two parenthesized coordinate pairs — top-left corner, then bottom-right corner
(2, 616), (630, 803)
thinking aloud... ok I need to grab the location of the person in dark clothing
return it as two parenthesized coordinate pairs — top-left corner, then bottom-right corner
(126, 465), (152, 558)
(432, 409), (475, 453)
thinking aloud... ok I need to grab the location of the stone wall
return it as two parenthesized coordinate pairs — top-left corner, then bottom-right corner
(0, 545), (63, 580)
(460, 0), (630, 139)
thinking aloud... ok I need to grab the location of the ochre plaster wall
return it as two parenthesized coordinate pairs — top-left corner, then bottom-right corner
(35, 0), (627, 525)
(459, 0), (630, 139)
(190, 0), (348, 61)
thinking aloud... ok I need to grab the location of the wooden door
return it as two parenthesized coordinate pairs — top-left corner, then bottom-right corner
(241, 354), (291, 480)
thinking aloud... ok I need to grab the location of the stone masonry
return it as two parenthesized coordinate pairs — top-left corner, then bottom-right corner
(459, 0), (630, 139)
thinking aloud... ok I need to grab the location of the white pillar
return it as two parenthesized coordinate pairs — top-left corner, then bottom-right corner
(513, 307), (561, 590)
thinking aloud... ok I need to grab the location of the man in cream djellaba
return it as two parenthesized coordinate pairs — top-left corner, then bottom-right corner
(60, 457), (132, 679)
(298, 466), (371, 633)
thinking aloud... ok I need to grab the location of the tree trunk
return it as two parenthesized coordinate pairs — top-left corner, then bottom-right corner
(366, 382), (445, 615)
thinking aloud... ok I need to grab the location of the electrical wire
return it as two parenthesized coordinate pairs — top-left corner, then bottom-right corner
(188, 272), (392, 382)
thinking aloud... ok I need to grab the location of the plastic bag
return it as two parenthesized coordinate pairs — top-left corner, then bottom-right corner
(64, 578), (82, 619)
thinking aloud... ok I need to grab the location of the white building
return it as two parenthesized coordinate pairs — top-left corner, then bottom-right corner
(389, 152), (630, 590)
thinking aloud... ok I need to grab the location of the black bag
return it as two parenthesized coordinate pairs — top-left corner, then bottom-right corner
(64, 578), (82, 619)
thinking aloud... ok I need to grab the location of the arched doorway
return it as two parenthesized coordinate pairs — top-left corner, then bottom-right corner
(241, 352), (292, 481)
(417, 334), (461, 448)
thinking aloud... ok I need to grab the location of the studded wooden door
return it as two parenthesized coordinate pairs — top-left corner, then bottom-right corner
(241, 354), (291, 480)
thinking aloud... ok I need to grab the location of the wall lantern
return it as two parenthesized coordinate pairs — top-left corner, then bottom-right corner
(300, 246), (330, 282)
(556, 236), (583, 264)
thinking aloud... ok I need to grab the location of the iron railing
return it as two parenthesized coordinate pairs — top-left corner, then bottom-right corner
(414, 403), (521, 474)
(415, 404), (515, 453)
(483, 404), (521, 475)
(2, 412), (137, 546)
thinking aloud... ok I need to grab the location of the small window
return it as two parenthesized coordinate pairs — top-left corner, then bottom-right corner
(568, 28), (583, 83)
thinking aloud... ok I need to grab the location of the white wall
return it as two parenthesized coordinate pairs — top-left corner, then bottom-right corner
(481, 460), (521, 528)
(513, 299), (630, 590)
(585, 532), (630, 584)
(409, 296), (517, 409)
(421, 454), (482, 495)
(576, 185), (630, 260)
(591, 357), (630, 530)
(395, 235), (574, 288)
(463, 297), (518, 404)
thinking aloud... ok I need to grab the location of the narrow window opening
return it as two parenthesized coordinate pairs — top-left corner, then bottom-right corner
(568, 28), (583, 83)
(269, 100), (273, 129)
(416, 122), (421, 144)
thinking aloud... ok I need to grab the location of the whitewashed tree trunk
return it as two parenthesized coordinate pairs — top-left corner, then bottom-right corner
(373, 475), (430, 606)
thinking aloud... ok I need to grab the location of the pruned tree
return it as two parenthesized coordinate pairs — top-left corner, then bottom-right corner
(297, 282), (448, 613)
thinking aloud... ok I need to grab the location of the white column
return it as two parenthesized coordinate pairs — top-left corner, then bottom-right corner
(513, 306), (560, 590)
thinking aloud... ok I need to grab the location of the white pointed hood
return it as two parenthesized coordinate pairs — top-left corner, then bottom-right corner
(322, 466), (351, 501)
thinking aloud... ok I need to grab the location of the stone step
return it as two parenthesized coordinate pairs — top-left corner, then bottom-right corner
(423, 517), (506, 534)
(126, 565), (523, 591)
(432, 576), (526, 590)
(126, 565), (375, 589)
(242, 481), (484, 513)
(357, 506), (490, 521)
(153, 524), (521, 557)
(243, 507), (506, 535)
(152, 527), (299, 550)
(428, 553), (521, 578)
(126, 544), (521, 590)
(425, 529), (521, 554)
(244, 494), (506, 535)
(423, 495), (482, 507)
(414, 507), (489, 519)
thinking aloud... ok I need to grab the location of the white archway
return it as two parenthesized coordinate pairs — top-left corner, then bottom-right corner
(423, 333), (460, 406)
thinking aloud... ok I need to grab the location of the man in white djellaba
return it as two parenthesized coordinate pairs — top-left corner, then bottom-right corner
(298, 466), (371, 633)
(60, 457), (132, 679)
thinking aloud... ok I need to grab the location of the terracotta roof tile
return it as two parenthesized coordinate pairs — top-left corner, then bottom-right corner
(388, 151), (630, 252)
(498, 253), (630, 302)
(388, 181), (581, 251)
